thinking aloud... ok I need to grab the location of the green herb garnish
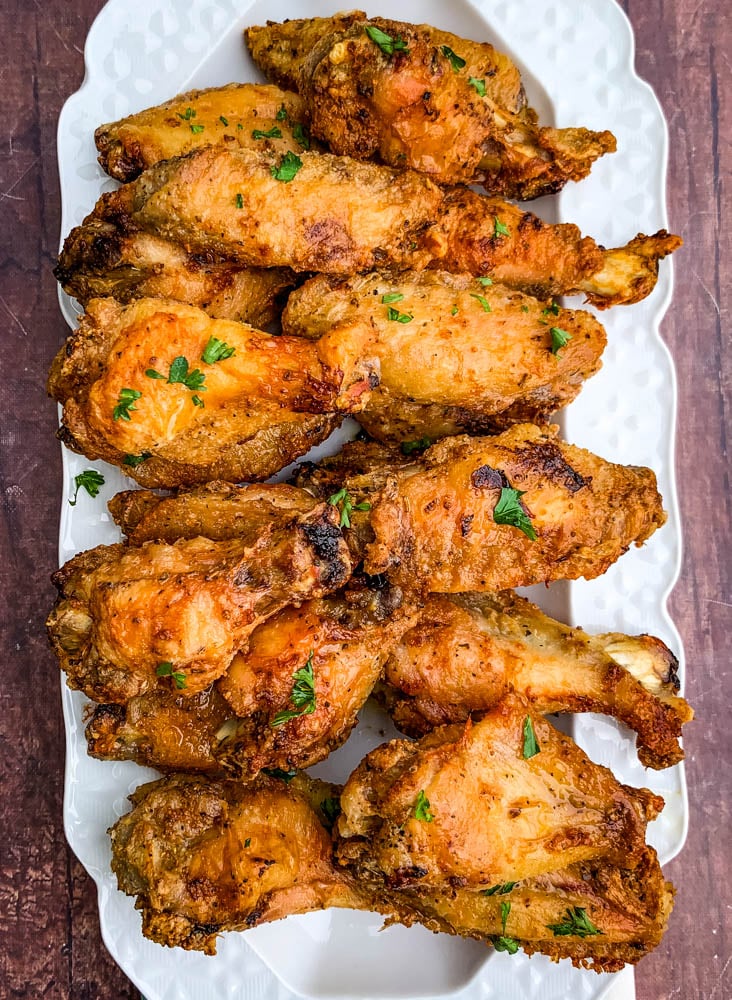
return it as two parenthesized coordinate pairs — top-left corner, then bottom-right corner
(235, 192), (244, 209)
(401, 437), (432, 455)
(364, 24), (409, 56)
(493, 486), (537, 540)
(547, 907), (603, 938)
(522, 716), (540, 759)
(270, 150), (303, 182)
(123, 452), (151, 467)
(327, 487), (371, 528)
(202, 336), (236, 364)
(470, 293), (492, 312)
(321, 797), (341, 828)
(190, 123), (205, 134)
(156, 662), (187, 690)
(276, 104), (288, 121)
(69, 469), (105, 506)
(381, 292), (404, 304)
(451, 305), (459, 316)
(112, 387), (141, 421)
(167, 356), (207, 391)
(469, 77), (487, 97)
(262, 767), (297, 783)
(414, 790), (434, 822)
(441, 45), (466, 71)
(191, 395), (205, 408)
(271, 651), (316, 726)
(292, 122), (311, 149)
(492, 900), (520, 954)
(177, 107), (195, 121)
(219, 115), (229, 126)
(387, 306), (413, 323)
(477, 276), (493, 286)
(494, 217), (510, 237)
(252, 126), (282, 140)
(483, 882), (517, 896)
(244, 837), (251, 848)
(550, 326), (573, 357)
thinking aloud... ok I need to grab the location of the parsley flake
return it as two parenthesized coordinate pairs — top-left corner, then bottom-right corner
(381, 292), (404, 304)
(520, 305), (530, 313)
(276, 104), (288, 121)
(543, 301), (561, 316)
(328, 487), (371, 528)
(522, 716), (540, 758)
(202, 336), (236, 364)
(451, 305), (459, 316)
(219, 115), (229, 126)
(292, 122), (311, 149)
(192, 395), (205, 408)
(492, 900), (520, 954)
(145, 368), (165, 380)
(387, 306), (413, 323)
(252, 126), (282, 140)
(190, 123), (205, 134)
(271, 651), (316, 726)
(401, 437), (432, 455)
(156, 662), (187, 689)
(321, 797), (341, 828)
(262, 767), (297, 783)
(113, 387), (141, 421)
(167, 355), (207, 391)
(123, 452), (151, 467)
(364, 24), (409, 56)
(547, 907), (603, 938)
(270, 150), (302, 182)
(550, 326), (573, 357)
(414, 790), (434, 822)
(494, 217), (510, 237)
(177, 107), (195, 121)
(469, 76), (487, 97)
(244, 837), (251, 848)
(493, 486), (537, 541)
(441, 45), (466, 71)
(470, 293), (492, 313)
(477, 276), (493, 286)
(482, 882), (517, 896)
(235, 192), (244, 209)
(69, 469), (105, 506)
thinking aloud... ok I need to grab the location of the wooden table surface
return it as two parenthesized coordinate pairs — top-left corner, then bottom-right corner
(1, 1), (728, 997)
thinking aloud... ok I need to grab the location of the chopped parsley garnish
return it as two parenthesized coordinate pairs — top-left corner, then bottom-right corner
(270, 150), (302, 182)
(262, 767), (297, 783)
(177, 107), (195, 121)
(414, 790), (434, 822)
(69, 469), (105, 506)
(381, 291), (404, 304)
(252, 126), (282, 140)
(165, 356), (207, 391)
(320, 797), (341, 828)
(292, 122), (311, 149)
(550, 326), (573, 357)
(483, 882), (517, 896)
(470, 293), (492, 313)
(364, 24), (409, 56)
(441, 45), (466, 71)
(387, 306), (413, 323)
(327, 487), (371, 528)
(522, 716), (540, 758)
(113, 387), (141, 421)
(401, 437), (432, 455)
(123, 452), (151, 467)
(276, 104), (288, 121)
(494, 217), (510, 237)
(156, 662), (187, 689)
(271, 651), (316, 726)
(547, 907), (603, 938)
(191, 395), (205, 408)
(237, 122), (243, 130)
(451, 305), (459, 316)
(235, 192), (244, 209)
(493, 486), (537, 541)
(469, 76), (487, 97)
(543, 301), (561, 316)
(145, 368), (165, 380)
(492, 900), (520, 954)
(190, 123), (205, 134)
(244, 837), (251, 848)
(477, 276), (493, 286)
(219, 115), (229, 126)
(520, 305), (530, 313)
(202, 336), (236, 364)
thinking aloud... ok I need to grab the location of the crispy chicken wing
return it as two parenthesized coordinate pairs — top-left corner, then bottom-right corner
(379, 592), (692, 769)
(95, 83), (308, 182)
(110, 773), (365, 953)
(283, 270), (606, 442)
(248, 16), (615, 198)
(55, 219), (294, 327)
(48, 297), (374, 487)
(78, 145), (679, 306)
(47, 487), (351, 702)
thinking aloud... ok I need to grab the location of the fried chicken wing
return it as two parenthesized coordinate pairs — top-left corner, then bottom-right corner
(55, 218), (294, 327)
(283, 270), (606, 442)
(95, 83), (308, 182)
(47, 487), (351, 702)
(379, 592), (692, 769)
(336, 695), (663, 888)
(110, 773), (365, 953)
(48, 297), (374, 486)
(249, 16), (615, 198)
(78, 145), (679, 306)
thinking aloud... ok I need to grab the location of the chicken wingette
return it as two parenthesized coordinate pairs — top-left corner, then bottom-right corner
(70, 145), (679, 307)
(283, 270), (606, 442)
(48, 297), (375, 487)
(55, 218), (294, 327)
(88, 585), (417, 775)
(46, 485), (352, 703)
(296, 424), (666, 593)
(378, 592), (692, 769)
(247, 15), (616, 199)
(95, 83), (309, 182)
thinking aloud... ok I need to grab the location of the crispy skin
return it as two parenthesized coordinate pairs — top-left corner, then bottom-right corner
(276, 16), (615, 197)
(283, 270), (606, 442)
(306, 425), (666, 593)
(89, 585), (416, 774)
(82, 145), (679, 305)
(336, 695), (663, 889)
(55, 218), (294, 327)
(48, 297), (373, 487)
(379, 592), (692, 769)
(95, 83), (308, 182)
(110, 774), (366, 954)
(47, 490), (351, 702)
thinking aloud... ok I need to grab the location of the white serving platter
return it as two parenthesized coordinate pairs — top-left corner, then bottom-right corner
(56, 2), (685, 998)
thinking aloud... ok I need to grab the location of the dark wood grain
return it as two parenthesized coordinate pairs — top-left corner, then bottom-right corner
(0, 2), (728, 997)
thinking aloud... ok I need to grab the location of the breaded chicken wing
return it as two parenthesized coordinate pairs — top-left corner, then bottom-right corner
(47, 487), (351, 703)
(55, 218), (294, 327)
(247, 16), (615, 198)
(283, 270), (606, 442)
(379, 592), (692, 769)
(77, 145), (679, 306)
(95, 83), (309, 182)
(48, 297), (374, 487)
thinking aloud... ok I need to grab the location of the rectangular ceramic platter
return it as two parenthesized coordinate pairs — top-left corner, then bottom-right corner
(56, 1), (686, 998)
